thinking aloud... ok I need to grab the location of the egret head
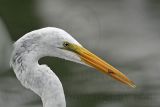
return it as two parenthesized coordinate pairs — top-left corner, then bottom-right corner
(30, 27), (136, 88)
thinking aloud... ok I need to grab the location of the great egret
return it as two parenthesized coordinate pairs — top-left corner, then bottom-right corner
(10, 27), (135, 107)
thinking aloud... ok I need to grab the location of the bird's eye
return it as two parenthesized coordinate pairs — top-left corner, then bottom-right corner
(63, 42), (70, 48)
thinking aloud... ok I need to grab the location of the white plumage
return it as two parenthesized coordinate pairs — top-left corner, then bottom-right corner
(10, 27), (85, 107)
(10, 27), (135, 107)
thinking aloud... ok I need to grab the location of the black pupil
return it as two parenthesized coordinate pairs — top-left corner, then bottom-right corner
(64, 42), (69, 47)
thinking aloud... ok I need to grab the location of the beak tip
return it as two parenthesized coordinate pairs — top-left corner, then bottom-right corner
(130, 84), (136, 88)
(128, 81), (136, 88)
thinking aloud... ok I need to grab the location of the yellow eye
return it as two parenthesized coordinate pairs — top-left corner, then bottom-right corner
(63, 41), (70, 48)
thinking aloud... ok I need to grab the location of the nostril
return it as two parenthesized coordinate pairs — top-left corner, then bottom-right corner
(108, 69), (115, 74)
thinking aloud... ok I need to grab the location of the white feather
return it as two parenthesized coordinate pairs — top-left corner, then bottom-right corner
(10, 27), (85, 107)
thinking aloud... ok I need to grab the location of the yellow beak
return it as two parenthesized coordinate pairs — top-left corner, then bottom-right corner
(70, 44), (136, 88)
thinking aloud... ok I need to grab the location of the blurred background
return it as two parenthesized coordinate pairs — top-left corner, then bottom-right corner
(0, 0), (160, 107)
